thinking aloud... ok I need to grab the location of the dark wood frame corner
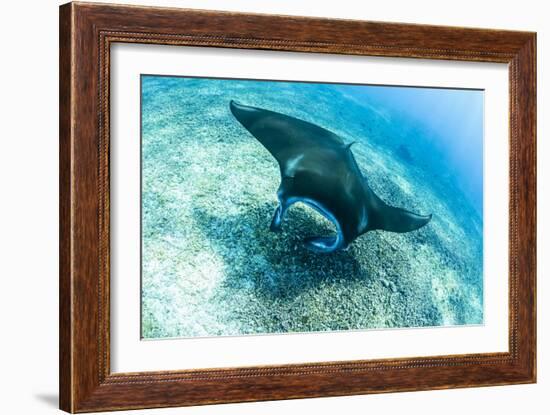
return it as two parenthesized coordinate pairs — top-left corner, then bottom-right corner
(59, 2), (536, 413)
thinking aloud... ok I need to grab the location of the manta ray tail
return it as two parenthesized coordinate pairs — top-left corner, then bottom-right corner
(369, 196), (432, 234)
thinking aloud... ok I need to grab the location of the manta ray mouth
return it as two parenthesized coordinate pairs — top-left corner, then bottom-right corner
(286, 197), (344, 253)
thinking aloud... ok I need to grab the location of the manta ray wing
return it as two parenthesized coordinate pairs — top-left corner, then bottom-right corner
(229, 100), (344, 174)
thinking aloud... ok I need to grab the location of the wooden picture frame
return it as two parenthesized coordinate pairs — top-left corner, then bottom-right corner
(59, 2), (536, 412)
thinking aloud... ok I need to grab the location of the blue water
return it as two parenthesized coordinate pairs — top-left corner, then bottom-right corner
(141, 75), (484, 339)
(346, 85), (484, 216)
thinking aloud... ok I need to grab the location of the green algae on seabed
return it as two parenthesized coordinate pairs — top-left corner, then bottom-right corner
(141, 76), (483, 339)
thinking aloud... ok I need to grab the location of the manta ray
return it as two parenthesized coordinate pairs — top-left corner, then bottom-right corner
(229, 100), (432, 253)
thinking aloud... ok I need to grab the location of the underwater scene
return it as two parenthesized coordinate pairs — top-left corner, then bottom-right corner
(141, 75), (484, 339)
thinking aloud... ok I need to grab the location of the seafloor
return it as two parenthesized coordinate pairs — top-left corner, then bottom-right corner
(141, 76), (484, 339)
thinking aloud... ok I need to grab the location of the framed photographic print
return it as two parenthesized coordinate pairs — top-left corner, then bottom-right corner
(59, 2), (536, 412)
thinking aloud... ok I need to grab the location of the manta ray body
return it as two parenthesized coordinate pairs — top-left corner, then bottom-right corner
(229, 100), (432, 253)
